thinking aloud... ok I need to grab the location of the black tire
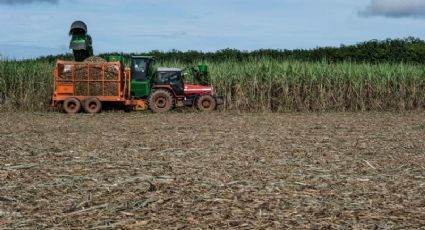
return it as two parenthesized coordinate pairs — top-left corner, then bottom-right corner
(63, 97), (81, 114)
(148, 89), (174, 113)
(57, 102), (64, 112)
(83, 97), (102, 113)
(197, 95), (216, 111)
(124, 106), (132, 113)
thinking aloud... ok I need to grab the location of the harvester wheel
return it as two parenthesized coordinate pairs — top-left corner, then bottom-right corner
(63, 97), (81, 114)
(148, 89), (174, 113)
(83, 97), (102, 113)
(197, 95), (216, 111)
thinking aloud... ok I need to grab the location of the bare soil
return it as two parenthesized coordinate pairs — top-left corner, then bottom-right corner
(0, 112), (424, 229)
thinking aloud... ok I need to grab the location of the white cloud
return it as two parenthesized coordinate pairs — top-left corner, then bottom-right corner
(361, 0), (425, 18)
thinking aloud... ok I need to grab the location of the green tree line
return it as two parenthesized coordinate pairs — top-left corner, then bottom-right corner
(33, 37), (425, 64)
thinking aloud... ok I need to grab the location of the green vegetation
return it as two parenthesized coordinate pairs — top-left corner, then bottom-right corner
(35, 37), (425, 64)
(1, 57), (425, 112)
(0, 60), (53, 111)
(194, 59), (425, 111)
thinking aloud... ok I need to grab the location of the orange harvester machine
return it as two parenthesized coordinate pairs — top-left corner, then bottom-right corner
(51, 60), (146, 110)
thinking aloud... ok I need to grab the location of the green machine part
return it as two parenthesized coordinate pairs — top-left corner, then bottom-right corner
(106, 55), (126, 63)
(181, 64), (209, 85)
(196, 64), (209, 85)
(70, 34), (93, 62)
(130, 56), (155, 98)
(69, 21), (93, 62)
(198, 64), (208, 74)
(131, 79), (151, 99)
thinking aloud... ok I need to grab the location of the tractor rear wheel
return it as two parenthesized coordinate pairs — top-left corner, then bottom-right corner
(83, 97), (102, 113)
(63, 97), (81, 114)
(197, 95), (216, 111)
(148, 89), (174, 113)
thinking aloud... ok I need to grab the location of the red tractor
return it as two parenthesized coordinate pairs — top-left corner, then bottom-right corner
(146, 66), (223, 113)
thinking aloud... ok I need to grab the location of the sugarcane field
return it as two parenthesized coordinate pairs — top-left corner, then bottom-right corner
(1, 1), (425, 229)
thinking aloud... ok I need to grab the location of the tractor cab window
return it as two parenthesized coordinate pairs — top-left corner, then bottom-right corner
(156, 71), (182, 84)
(131, 59), (148, 81)
(155, 71), (184, 95)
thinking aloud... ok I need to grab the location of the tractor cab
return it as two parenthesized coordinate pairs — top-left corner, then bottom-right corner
(129, 56), (154, 99)
(154, 68), (185, 96)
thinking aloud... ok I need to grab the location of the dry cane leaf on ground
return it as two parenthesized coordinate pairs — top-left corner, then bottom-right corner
(0, 112), (424, 229)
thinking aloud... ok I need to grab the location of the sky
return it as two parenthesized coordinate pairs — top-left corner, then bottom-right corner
(0, 0), (424, 59)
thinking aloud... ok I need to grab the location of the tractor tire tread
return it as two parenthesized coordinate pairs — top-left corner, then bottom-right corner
(148, 89), (174, 113)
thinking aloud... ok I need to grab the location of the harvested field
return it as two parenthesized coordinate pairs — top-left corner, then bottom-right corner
(0, 112), (424, 229)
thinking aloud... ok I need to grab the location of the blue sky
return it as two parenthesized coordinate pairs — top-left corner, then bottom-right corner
(0, 0), (424, 58)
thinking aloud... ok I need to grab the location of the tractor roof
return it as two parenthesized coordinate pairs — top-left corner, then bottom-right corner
(132, 56), (154, 59)
(157, 67), (181, 72)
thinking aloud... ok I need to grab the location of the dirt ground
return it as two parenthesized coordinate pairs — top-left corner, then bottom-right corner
(0, 111), (424, 229)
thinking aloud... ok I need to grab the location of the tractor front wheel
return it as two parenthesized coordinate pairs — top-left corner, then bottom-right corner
(197, 95), (216, 111)
(83, 97), (102, 113)
(63, 97), (81, 114)
(148, 89), (174, 113)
